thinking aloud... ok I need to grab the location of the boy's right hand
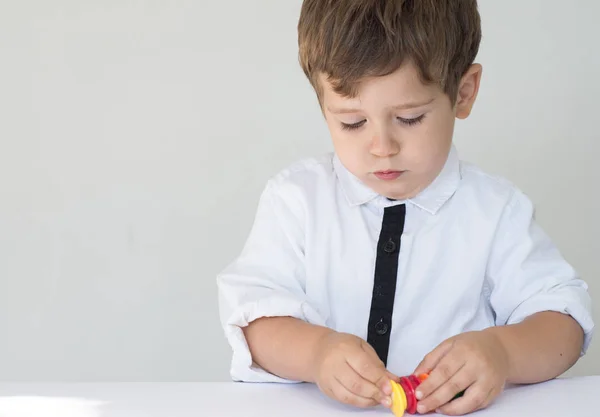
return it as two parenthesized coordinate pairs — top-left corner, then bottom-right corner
(311, 331), (398, 408)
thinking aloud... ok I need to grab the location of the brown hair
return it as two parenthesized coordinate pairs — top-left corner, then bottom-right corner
(298, 0), (482, 104)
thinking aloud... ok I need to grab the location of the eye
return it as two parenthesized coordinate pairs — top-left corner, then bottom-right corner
(398, 114), (426, 126)
(340, 120), (366, 131)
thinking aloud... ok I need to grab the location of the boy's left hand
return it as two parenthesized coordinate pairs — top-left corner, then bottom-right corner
(412, 330), (509, 416)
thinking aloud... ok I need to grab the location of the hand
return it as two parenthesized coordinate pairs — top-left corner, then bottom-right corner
(311, 331), (399, 408)
(413, 330), (509, 415)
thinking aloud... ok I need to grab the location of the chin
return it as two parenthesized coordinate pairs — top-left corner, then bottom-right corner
(377, 188), (410, 200)
(379, 183), (419, 201)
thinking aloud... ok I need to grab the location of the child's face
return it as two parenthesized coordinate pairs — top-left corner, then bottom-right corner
(320, 62), (481, 200)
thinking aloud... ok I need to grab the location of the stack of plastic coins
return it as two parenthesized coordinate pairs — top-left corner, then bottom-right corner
(390, 373), (466, 417)
(390, 373), (429, 417)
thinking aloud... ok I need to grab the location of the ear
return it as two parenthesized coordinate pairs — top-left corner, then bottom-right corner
(455, 64), (482, 119)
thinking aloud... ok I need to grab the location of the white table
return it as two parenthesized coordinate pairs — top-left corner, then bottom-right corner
(0, 377), (598, 417)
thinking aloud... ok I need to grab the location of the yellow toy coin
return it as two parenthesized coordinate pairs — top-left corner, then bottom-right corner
(390, 380), (407, 417)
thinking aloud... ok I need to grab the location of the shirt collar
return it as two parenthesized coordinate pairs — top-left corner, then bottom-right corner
(333, 145), (461, 215)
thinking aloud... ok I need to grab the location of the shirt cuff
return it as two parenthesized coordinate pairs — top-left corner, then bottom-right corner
(506, 287), (594, 355)
(224, 294), (327, 383)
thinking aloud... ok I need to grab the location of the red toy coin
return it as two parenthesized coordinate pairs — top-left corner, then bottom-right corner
(408, 374), (422, 390)
(400, 377), (417, 414)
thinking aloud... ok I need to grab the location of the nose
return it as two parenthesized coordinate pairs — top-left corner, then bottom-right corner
(369, 128), (400, 157)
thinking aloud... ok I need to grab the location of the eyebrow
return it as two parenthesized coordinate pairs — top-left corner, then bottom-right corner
(327, 97), (435, 114)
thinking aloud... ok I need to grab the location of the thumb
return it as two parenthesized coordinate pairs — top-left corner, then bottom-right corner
(414, 339), (454, 375)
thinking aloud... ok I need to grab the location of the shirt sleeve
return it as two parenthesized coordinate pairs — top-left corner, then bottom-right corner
(217, 179), (327, 383)
(486, 188), (594, 355)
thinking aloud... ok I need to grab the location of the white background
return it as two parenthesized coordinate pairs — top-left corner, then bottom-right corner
(0, 0), (598, 381)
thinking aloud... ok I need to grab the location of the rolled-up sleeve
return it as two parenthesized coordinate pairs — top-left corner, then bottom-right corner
(217, 179), (327, 382)
(486, 189), (594, 354)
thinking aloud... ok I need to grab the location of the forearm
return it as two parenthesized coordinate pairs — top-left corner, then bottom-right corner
(485, 311), (584, 384)
(243, 316), (333, 382)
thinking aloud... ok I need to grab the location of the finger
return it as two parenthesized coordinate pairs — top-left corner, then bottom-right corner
(472, 386), (501, 412)
(371, 371), (400, 397)
(331, 374), (382, 408)
(415, 353), (465, 402)
(358, 340), (386, 372)
(436, 383), (494, 416)
(416, 366), (473, 414)
(358, 340), (399, 384)
(414, 339), (455, 376)
(347, 341), (390, 384)
(386, 371), (401, 383)
(337, 361), (391, 406)
(319, 376), (379, 408)
(358, 340), (397, 395)
(346, 349), (386, 385)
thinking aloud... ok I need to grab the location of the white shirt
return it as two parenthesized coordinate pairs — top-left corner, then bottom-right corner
(217, 146), (594, 382)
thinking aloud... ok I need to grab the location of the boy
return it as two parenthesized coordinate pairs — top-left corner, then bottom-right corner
(217, 1), (594, 415)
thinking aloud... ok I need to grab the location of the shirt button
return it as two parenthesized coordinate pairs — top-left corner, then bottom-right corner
(375, 319), (389, 335)
(383, 239), (396, 253)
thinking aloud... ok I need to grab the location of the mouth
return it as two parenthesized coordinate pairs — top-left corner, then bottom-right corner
(373, 170), (405, 181)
